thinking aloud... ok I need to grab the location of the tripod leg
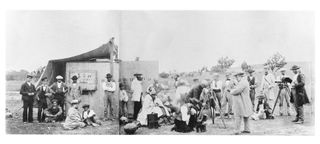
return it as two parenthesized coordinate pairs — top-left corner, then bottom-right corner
(271, 89), (281, 115)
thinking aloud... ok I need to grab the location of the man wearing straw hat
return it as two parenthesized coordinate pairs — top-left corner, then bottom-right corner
(102, 73), (116, 120)
(290, 65), (309, 124)
(230, 71), (253, 135)
(50, 75), (68, 117)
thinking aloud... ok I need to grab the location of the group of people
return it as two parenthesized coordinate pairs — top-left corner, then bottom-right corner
(20, 74), (101, 129)
(19, 63), (309, 133)
(168, 64), (310, 134)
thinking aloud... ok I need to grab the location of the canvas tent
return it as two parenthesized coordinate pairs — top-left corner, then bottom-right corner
(38, 42), (113, 85)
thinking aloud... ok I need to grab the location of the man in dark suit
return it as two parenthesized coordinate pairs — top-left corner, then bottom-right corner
(290, 65), (310, 124)
(19, 74), (36, 123)
(247, 69), (257, 111)
(35, 77), (51, 123)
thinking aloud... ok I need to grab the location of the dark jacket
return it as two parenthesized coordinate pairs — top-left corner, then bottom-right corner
(36, 85), (51, 102)
(247, 76), (256, 90)
(291, 73), (310, 106)
(20, 82), (36, 101)
(187, 85), (204, 101)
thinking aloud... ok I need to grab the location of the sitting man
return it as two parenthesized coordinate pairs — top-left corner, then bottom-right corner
(137, 86), (169, 126)
(82, 104), (101, 127)
(44, 99), (63, 123)
(171, 93), (197, 133)
(63, 100), (86, 130)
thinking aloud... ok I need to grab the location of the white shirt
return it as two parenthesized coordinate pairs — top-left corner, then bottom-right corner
(27, 82), (31, 86)
(119, 90), (129, 102)
(83, 109), (96, 119)
(211, 80), (223, 90)
(131, 78), (143, 102)
(102, 80), (116, 92)
(261, 73), (275, 90)
(57, 82), (62, 88)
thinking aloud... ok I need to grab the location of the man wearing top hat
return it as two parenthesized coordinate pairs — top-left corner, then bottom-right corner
(20, 74), (36, 123)
(50, 75), (68, 117)
(290, 65), (309, 124)
(247, 69), (257, 110)
(276, 68), (291, 116)
(131, 73), (143, 120)
(230, 71), (253, 135)
(102, 73), (116, 120)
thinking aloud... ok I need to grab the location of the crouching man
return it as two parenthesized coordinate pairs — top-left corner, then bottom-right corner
(63, 100), (85, 130)
(44, 99), (63, 122)
(82, 104), (102, 127)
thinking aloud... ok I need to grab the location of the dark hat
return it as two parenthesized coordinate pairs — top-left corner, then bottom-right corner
(234, 71), (245, 76)
(133, 73), (142, 77)
(27, 74), (33, 78)
(291, 65), (300, 70)
(41, 77), (47, 81)
(82, 104), (90, 108)
(247, 69), (255, 73)
(71, 75), (78, 80)
(106, 73), (112, 78)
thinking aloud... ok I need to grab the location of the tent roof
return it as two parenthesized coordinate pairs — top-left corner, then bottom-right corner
(37, 42), (113, 86)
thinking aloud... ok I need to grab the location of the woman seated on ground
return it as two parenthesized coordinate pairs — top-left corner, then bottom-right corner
(171, 93), (197, 133)
(137, 86), (169, 126)
(82, 104), (102, 127)
(44, 99), (63, 123)
(63, 100), (86, 130)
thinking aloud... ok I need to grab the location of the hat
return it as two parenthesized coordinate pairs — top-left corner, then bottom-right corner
(41, 77), (47, 81)
(82, 104), (90, 108)
(200, 80), (208, 86)
(234, 71), (245, 76)
(106, 73), (112, 78)
(56, 75), (63, 80)
(147, 86), (157, 95)
(26, 74), (33, 78)
(70, 100), (80, 104)
(71, 75), (78, 80)
(279, 68), (287, 72)
(264, 65), (269, 69)
(133, 73), (142, 77)
(291, 65), (300, 70)
(247, 69), (255, 73)
(52, 99), (58, 103)
(177, 79), (188, 86)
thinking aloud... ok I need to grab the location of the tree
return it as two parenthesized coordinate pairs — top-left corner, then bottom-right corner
(264, 52), (287, 72)
(216, 56), (235, 72)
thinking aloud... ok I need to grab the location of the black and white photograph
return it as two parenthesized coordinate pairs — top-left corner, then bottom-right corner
(4, 10), (315, 136)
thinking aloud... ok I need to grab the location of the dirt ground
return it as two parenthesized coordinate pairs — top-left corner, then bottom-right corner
(120, 105), (314, 135)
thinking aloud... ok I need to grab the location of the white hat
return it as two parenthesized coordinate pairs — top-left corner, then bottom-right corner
(70, 100), (80, 104)
(279, 68), (286, 72)
(56, 75), (63, 80)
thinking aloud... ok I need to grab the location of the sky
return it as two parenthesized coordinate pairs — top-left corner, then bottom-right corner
(6, 11), (314, 72)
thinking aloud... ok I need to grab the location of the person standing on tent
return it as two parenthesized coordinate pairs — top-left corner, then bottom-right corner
(20, 74), (36, 123)
(230, 71), (253, 135)
(131, 73), (143, 120)
(66, 75), (82, 112)
(35, 77), (51, 123)
(50, 75), (68, 117)
(102, 73), (116, 121)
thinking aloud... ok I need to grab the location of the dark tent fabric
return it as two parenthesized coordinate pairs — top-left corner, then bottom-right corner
(37, 42), (113, 86)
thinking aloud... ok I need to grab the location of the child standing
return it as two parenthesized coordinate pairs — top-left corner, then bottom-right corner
(119, 83), (129, 117)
